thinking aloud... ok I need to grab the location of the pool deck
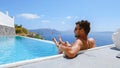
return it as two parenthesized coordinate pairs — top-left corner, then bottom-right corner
(1, 44), (120, 68)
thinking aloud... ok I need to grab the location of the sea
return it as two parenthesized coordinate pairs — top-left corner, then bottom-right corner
(41, 32), (113, 47)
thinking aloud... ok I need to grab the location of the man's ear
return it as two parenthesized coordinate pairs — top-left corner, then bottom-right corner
(80, 29), (84, 32)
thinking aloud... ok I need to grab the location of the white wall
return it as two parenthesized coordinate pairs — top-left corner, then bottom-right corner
(0, 11), (14, 27)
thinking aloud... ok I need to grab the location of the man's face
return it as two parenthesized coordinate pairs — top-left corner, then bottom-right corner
(74, 24), (81, 38)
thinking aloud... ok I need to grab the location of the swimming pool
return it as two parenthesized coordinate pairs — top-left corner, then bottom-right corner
(0, 36), (58, 65)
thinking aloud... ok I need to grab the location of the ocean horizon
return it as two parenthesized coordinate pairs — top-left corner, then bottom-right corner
(41, 32), (113, 47)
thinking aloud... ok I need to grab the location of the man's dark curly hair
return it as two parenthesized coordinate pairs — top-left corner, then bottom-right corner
(76, 20), (90, 35)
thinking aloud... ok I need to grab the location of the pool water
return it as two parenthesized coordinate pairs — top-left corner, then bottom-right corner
(0, 36), (58, 65)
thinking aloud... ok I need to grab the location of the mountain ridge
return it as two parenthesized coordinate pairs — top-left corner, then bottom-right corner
(29, 28), (61, 35)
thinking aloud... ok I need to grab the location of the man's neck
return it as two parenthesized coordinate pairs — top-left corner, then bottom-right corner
(77, 36), (87, 41)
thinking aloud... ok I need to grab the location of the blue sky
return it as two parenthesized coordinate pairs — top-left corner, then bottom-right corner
(0, 0), (120, 32)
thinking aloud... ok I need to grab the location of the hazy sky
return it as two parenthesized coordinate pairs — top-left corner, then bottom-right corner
(0, 0), (120, 32)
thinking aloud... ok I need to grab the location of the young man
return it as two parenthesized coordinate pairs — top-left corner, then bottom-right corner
(52, 20), (96, 58)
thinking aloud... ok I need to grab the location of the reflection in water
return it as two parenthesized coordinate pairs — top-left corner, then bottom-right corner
(0, 36), (15, 63)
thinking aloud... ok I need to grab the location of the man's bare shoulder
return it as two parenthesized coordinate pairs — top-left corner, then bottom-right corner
(88, 38), (96, 47)
(72, 39), (82, 45)
(74, 39), (82, 44)
(88, 38), (95, 41)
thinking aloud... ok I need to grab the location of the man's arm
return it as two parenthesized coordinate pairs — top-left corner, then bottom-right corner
(60, 39), (81, 58)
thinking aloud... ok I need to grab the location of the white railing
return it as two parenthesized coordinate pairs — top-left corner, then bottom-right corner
(0, 11), (14, 27)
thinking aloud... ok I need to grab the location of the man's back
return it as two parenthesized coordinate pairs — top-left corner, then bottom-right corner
(79, 38), (96, 50)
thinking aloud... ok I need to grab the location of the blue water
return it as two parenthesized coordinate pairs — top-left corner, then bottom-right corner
(42, 32), (113, 47)
(0, 36), (58, 65)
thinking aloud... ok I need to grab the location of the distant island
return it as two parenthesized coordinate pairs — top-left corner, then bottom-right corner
(29, 28), (61, 36)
